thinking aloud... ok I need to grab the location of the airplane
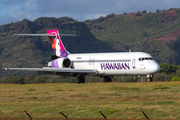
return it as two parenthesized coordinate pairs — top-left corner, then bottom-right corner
(3, 30), (161, 83)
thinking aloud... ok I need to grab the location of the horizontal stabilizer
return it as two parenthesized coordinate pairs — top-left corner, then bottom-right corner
(14, 34), (56, 36)
(14, 34), (76, 37)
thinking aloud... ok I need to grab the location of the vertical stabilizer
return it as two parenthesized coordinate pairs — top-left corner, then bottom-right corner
(47, 30), (68, 58)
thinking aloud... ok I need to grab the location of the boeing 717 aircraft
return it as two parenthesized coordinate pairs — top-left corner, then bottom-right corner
(3, 30), (161, 83)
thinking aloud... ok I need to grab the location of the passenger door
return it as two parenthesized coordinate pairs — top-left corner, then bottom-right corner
(132, 58), (136, 69)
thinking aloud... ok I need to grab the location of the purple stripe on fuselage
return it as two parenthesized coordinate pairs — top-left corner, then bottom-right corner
(101, 63), (130, 70)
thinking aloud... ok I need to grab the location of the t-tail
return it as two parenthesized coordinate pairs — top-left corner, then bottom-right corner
(47, 30), (68, 58)
(14, 30), (75, 58)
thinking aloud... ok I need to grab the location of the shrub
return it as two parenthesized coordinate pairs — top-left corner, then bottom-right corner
(28, 88), (36, 91)
(109, 86), (140, 91)
(171, 76), (180, 81)
(153, 73), (165, 81)
(176, 70), (180, 77)
(34, 75), (49, 83)
(152, 85), (170, 90)
(26, 75), (35, 84)
(0, 76), (25, 84)
(123, 76), (138, 82)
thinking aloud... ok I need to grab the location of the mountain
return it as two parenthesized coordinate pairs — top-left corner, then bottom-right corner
(1, 8), (180, 79)
(85, 8), (180, 64)
(0, 17), (115, 79)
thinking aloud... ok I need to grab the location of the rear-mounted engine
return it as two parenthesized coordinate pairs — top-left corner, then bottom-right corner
(48, 58), (72, 68)
(62, 58), (72, 68)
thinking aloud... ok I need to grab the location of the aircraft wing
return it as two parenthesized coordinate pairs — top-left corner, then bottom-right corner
(3, 67), (97, 76)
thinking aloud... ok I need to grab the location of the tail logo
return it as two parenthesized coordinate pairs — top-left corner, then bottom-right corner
(47, 30), (68, 58)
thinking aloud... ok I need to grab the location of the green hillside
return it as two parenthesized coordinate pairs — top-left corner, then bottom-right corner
(86, 9), (180, 43)
(85, 8), (180, 64)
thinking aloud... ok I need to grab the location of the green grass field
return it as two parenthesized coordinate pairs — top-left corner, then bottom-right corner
(0, 82), (180, 119)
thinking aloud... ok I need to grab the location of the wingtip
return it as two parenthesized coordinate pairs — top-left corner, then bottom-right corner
(2, 68), (8, 70)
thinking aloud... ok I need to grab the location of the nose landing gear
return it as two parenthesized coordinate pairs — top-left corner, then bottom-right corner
(147, 75), (153, 82)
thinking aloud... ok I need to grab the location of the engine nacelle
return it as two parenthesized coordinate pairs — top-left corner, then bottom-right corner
(48, 58), (72, 68)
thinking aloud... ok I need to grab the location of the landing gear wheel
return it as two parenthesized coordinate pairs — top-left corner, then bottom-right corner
(103, 76), (112, 82)
(77, 77), (85, 83)
(148, 77), (153, 82)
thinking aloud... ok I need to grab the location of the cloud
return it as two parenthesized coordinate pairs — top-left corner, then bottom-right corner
(84, 14), (107, 21)
(0, 0), (180, 25)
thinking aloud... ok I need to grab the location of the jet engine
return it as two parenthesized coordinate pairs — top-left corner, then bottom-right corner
(48, 58), (72, 68)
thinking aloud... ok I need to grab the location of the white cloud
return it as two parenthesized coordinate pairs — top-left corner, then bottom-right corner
(84, 14), (107, 20)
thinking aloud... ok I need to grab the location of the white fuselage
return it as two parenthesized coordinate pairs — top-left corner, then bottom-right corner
(49, 52), (160, 76)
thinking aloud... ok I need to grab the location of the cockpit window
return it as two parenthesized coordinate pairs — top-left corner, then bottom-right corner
(138, 57), (154, 61)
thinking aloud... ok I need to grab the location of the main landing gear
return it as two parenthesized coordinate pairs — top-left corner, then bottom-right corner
(76, 76), (113, 83)
(77, 76), (85, 83)
(103, 76), (112, 82)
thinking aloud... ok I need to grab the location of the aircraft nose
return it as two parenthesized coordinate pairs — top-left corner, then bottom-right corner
(156, 63), (161, 72)
(152, 62), (161, 74)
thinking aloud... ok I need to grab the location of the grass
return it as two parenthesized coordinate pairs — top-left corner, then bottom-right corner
(0, 82), (180, 119)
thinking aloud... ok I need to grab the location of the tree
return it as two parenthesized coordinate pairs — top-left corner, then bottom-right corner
(142, 10), (147, 13)
(136, 11), (141, 16)
(160, 63), (177, 74)
(142, 31), (148, 37)
(124, 12), (127, 15)
(156, 9), (160, 13)
(13, 76), (25, 84)
(96, 16), (105, 22)
(106, 13), (115, 19)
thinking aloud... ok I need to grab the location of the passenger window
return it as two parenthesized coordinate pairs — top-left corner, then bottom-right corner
(138, 58), (141, 61)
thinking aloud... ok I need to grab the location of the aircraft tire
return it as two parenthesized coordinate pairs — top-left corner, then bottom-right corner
(77, 77), (85, 83)
(149, 77), (153, 82)
(148, 77), (153, 82)
(103, 76), (112, 82)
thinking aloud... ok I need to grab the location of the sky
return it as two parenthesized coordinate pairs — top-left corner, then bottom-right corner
(0, 0), (180, 25)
